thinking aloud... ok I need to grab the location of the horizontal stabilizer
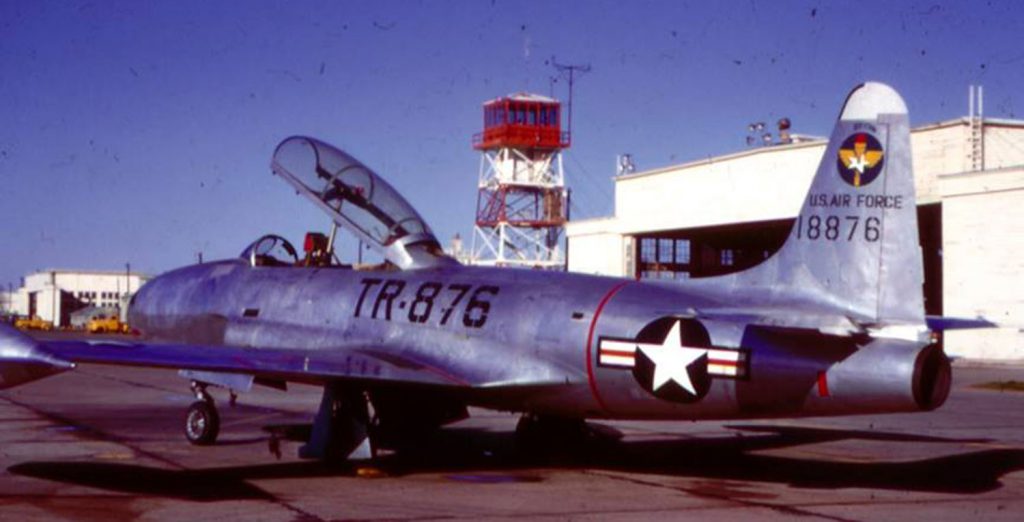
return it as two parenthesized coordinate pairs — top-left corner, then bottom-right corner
(926, 316), (997, 331)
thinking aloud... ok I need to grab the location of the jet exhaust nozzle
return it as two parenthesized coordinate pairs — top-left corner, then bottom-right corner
(738, 327), (951, 417)
(911, 344), (951, 411)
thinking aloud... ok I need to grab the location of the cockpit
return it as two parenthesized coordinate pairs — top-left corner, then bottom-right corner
(239, 136), (455, 270)
(239, 234), (299, 267)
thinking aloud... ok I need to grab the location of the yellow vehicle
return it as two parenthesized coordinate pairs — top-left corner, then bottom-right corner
(86, 315), (129, 334)
(14, 316), (54, 331)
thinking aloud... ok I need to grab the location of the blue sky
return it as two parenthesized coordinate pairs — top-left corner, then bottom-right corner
(2, 0), (1022, 285)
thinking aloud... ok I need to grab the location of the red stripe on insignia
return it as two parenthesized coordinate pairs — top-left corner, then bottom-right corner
(599, 347), (635, 356)
(707, 359), (738, 367)
(817, 370), (830, 397)
(585, 281), (630, 414)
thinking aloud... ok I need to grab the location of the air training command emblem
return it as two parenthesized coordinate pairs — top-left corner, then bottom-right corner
(836, 132), (884, 187)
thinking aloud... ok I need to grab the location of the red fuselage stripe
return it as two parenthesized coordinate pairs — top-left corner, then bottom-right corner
(585, 281), (631, 414)
(817, 370), (830, 397)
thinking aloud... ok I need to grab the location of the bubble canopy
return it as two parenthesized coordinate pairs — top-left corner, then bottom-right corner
(270, 136), (453, 269)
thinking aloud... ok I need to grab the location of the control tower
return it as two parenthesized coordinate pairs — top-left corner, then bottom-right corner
(469, 93), (570, 269)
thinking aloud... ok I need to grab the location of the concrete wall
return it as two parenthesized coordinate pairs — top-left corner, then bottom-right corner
(565, 218), (626, 276)
(614, 142), (823, 235)
(941, 167), (1024, 360)
(0, 291), (14, 314)
(910, 122), (964, 201)
(985, 123), (1024, 170)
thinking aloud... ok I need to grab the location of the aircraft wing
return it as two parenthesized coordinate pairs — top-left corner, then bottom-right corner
(27, 336), (470, 389)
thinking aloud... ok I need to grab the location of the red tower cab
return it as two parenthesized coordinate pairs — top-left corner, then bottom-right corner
(473, 93), (570, 150)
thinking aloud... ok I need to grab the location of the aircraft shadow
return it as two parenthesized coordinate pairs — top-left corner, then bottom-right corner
(8, 460), (341, 501)
(8, 423), (1022, 501)
(380, 423), (1020, 495)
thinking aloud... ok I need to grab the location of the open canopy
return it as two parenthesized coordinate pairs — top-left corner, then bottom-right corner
(271, 136), (453, 269)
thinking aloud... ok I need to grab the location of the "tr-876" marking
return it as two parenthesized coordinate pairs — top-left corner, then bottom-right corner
(354, 278), (499, 328)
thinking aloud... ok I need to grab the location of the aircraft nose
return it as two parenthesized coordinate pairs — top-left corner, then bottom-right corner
(840, 82), (908, 121)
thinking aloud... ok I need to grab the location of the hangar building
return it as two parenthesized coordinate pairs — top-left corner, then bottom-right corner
(566, 116), (1024, 360)
(6, 269), (149, 327)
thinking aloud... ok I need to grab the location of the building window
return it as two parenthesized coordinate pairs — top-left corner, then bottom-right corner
(674, 240), (690, 264)
(640, 238), (657, 263)
(636, 235), (691, 280)
(658, 239), (674, 264)
(721, 249), (735, 266)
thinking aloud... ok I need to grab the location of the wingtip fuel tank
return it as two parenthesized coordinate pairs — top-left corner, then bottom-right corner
(0, 324), (74, 390)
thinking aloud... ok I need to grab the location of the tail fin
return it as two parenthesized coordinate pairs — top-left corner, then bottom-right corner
(729, 82), (923, 325)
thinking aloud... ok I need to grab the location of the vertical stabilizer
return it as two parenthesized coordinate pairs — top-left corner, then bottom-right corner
(725, 83), (923, 325)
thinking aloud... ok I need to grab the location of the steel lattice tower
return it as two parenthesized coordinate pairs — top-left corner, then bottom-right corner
(469, 93), (569, 269)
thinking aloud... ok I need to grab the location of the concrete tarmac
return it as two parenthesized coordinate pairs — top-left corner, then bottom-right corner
(2, 359), (1024, 521)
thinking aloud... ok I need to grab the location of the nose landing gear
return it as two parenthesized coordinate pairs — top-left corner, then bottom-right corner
(185, 381), (220, 445)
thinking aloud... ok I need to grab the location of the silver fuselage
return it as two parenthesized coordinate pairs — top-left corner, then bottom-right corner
(130, 259), (945, 420)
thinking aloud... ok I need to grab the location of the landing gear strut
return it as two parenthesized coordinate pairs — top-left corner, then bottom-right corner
(299, 383), (374, 462)
(184, 381), (220, 446)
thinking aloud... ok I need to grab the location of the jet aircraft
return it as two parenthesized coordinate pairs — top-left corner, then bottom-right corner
(0, 83), (982, 461)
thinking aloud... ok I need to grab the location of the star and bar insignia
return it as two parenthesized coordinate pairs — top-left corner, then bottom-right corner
(597, 320), (749, 404)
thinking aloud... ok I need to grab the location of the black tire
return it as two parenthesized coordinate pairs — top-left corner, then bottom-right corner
(185, 400), (220, 445)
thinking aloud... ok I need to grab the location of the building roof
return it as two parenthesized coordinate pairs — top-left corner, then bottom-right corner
(27, 269), (150, 278)
(482, 92), (560, 105)
(909, 116), (1024, 133)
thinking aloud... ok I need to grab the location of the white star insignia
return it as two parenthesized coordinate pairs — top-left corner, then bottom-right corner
(847, 154), (869, 174)
(636, 321), (707, 394)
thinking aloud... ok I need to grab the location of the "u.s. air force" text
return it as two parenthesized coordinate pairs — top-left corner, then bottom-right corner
(808, 193), (903, 209)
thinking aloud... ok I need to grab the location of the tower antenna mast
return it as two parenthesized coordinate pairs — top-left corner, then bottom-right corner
(551, 57), (591, 143)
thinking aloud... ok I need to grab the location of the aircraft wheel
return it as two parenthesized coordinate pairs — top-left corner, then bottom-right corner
(185, 400), (220, 445)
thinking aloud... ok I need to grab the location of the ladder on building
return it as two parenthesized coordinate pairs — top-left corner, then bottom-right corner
(968, 85), (984, 172)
